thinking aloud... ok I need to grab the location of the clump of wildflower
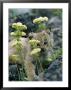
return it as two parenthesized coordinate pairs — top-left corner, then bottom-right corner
(33, 16), (48, 24)
(43, 17), (48, 21)
(12, 23), (17, 29)
(10, 31), (26, 37)
(47, 57), (52, 62)
(12, 22), (27, 30)
(29, 39), (40, 48)
(30, 48), (41, 55)
(10, 32), (16, 36)
(10, 54), (20, 62)
(12, 40), (23, 48)
(29, 39), (40, 44)
(11, 54), (19, 59)
(22, 32), (26, 36)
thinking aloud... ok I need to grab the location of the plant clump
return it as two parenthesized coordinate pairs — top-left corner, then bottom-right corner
(30, 48), (41, 55)
(12, 22), (27, 30)
(33, 17), (48, 31)
(33, 17), (48, 24)
(29, 39), (40, 48)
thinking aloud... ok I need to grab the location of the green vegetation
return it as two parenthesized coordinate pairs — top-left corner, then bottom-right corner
(47, 48), (62, 62)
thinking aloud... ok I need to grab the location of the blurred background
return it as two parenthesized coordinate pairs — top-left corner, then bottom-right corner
(9, 9), (62, 33)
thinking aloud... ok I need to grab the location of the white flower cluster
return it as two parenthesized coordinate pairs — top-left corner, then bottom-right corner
(12, 40), (23, 47)
(10, 31), (26, 36)
(30, 48), (41, 55)
(12, 22), (27, 30)
(10, 54), (19, 61)
(33, 17), (48, 24)
(29, 39), (40, 44)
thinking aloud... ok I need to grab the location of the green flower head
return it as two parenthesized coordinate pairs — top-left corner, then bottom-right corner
(10, 31), (26, 37)
(10, 32), (16, 36)
(12, 40), (23, 47)
(43, 17), (48, 21)
(33, 16), (48, 24)
(12, 22), (27, 30)
(30, 48), (41, 55)
(21, 32), (26, 36)
(9, 54), (20, 63)
(29, 39), (40, 44)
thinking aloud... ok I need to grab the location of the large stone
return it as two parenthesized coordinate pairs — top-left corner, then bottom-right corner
(44, 57), (62, 81)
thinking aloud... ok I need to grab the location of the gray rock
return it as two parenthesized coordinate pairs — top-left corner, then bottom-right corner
(48, 16), (62, 29)
(9, 64), (19, 81)
(44, 57), (62, 81)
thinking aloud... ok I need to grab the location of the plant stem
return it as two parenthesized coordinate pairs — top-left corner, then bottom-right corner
(38, 57), (43, 73)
